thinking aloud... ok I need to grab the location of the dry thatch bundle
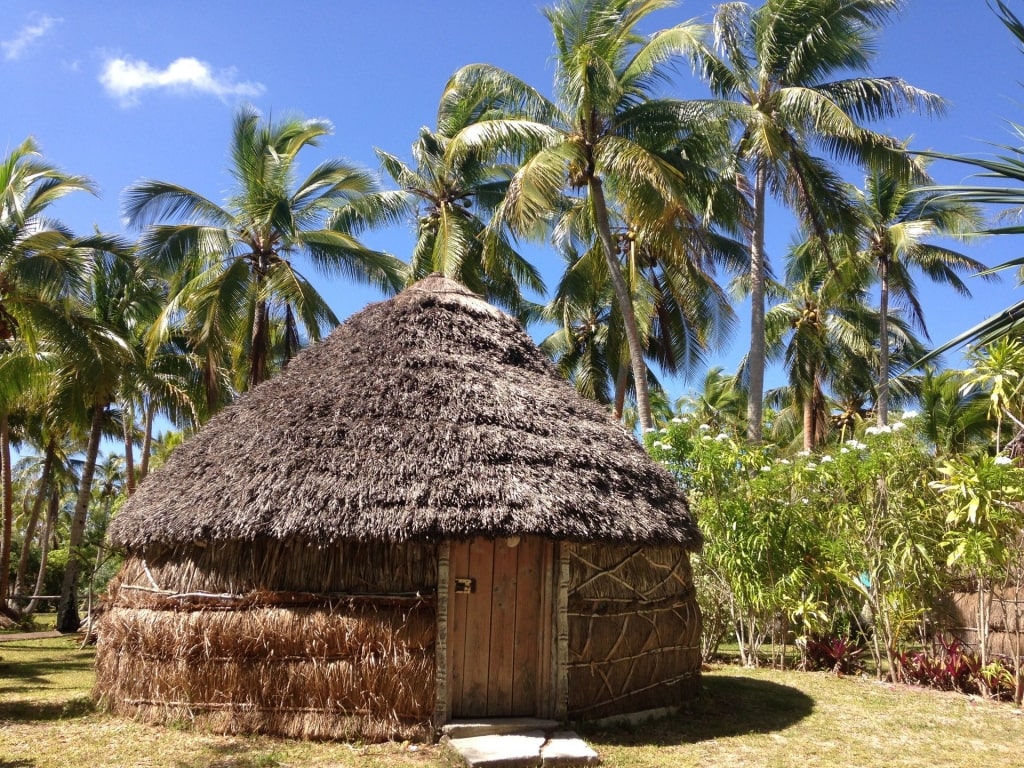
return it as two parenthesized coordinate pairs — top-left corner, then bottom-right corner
(95, 604), (435, 741)
(937, 587), (1024, 658)
(100, 540), (440, 740)
(107, 275), (700, 550)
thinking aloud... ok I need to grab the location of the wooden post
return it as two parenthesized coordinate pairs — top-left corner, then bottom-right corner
(554, 541), (570, 720)
(434, 540), (450, 729)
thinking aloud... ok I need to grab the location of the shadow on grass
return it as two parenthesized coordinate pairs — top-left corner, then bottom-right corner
(0, 761), (37, 768)
(0, 647), (93, 680)
(173, 742), (285, 768)
(582, 671), (814, 747)
(0, 696), (94, 722)
(0, 646), (95, 723)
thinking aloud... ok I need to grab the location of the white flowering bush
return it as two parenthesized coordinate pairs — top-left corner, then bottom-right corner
(646, 410), (979, 678)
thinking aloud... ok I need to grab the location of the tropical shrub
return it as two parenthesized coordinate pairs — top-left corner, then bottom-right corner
(648, 410), (945, 679)
(801, 636), (867, 675)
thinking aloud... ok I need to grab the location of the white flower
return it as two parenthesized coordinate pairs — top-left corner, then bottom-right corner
(995, 456), (1013, 466)
(901, 410), (919, 419)
(779, 459), (791, 465)
(699, 424), (711, 431)
(865, 426), (879, 436)
(660, 427), (669, 434)
(797, 450), (811, 457)
(671, 417), (683, 424)
(806, 462), (817, 470)
(840, 447), (850, 454)
(701, 435), (713, 441)
(891, 421), (906, 432)
(761, 465), (772, 472)
(715, 433), (730, 441)
(644, 427), (656, 433)
(801, 498), (809, 505)
(821, 455), (833, 463)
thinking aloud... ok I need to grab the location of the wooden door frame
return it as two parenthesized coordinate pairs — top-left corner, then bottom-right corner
(433, 538), (568, 726)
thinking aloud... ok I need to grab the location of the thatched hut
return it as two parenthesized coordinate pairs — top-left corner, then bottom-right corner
(95, 275), (702, 741)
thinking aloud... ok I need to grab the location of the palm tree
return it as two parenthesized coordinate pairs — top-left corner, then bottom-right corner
(542, 247), (621, 409)
(543, 194), (744, 419)
(917, 367), (991, 457)
(100, 247), (205, 494)
(680, 366), (748, 433)
(767, 238), (858, 449)
(10, 432), (78, 616)
(54, 245), (135, 632)
(0, 138), (95, 609)
(694, 0), (944, 442)
(443, 0), (716, 432)
(961, 336), (1024, 453)
(766, 234), (927, 449)
(855, 159), (984, 425)
(124, 106), (405, 393)
(371, 117), (545, 318)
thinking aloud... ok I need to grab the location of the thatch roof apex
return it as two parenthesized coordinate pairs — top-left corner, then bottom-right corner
(109, 275), (700, 550)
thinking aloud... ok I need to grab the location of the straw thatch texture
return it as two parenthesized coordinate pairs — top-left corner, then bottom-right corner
(107, 275), (700, 550)
(112, 539), (437, 597)
(96, 541), (438, 741)
(937, 588), (1024, 658)
(95, 604), (435, 741)
(565, 543), (701, 718)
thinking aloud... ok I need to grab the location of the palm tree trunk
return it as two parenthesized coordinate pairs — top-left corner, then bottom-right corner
(878, 254), (890, 426)
(747, 160), (768, 444)
(814, 375), (828, 448)
(588, 176), (653, 433)
(140, 399), (156, 481)
(123, 399), (136, 496)
(803, 397), (815, 452)
(0, 410), (13, 608)
(613, 363), (629, 422)
(56, 403), (105, 633)
(204, 349), (221, 417)
(23, 489), (58, 617)
(12, 440), (54, 601)
(283, 303), (300, 368)
(249, 297), (270, 389)
(803, 371), (827, 451)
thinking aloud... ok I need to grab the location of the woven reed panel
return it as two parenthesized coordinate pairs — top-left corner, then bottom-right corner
(566, 543), (702, 718)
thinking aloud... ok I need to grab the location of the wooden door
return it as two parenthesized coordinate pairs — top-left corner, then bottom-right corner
(447, 536), (553, 718)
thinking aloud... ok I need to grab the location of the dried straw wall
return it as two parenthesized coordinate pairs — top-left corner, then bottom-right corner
(566, 543), (701, 719)
(938, 588), (1024, 658)
(95, 541), (438, 741)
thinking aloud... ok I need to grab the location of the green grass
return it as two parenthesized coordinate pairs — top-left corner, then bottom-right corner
(2, 638), (1023, 767)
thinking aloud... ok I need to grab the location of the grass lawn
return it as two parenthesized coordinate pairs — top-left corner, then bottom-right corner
(2, 635), (1023, 767)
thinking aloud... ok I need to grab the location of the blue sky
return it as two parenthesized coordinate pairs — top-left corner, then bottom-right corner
(3, 0), (1023, 396)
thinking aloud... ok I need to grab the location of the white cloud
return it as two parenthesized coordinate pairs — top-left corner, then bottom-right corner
(3, 15), (61, 61)
(99, 56), (264, 106)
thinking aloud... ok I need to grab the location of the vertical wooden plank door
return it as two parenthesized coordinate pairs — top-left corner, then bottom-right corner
(447, 536), (552, 718)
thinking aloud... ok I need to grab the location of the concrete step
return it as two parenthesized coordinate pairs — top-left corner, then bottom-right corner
(445, 727), (601, 768)
(541, 732), (601, 767)
(443, 718), (561, 739)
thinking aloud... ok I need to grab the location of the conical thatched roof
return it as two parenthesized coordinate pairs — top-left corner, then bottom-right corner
(109, 275), (700, 550)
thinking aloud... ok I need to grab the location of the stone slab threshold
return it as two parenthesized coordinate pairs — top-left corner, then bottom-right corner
(443, 720), (601, 768)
